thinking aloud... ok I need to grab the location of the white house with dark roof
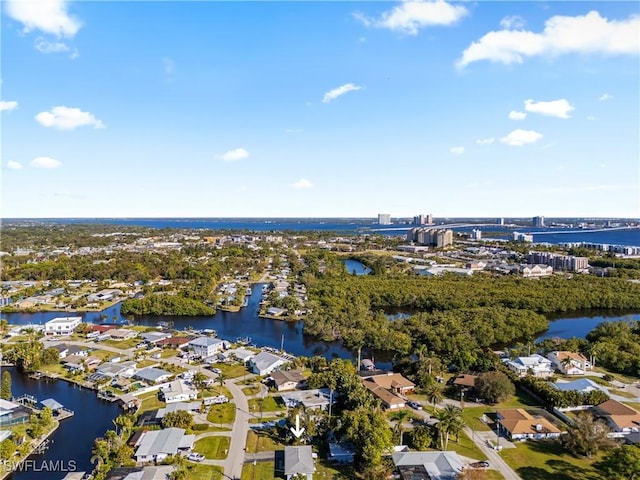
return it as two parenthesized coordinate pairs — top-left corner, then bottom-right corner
(284, 446), (314, 480)
(249, 351), (287, 375)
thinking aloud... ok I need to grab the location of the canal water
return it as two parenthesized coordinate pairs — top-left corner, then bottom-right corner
(4, 367), (121, 480)
(343, 259), (372, 275)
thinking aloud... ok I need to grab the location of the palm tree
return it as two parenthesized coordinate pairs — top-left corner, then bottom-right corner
(424, 384), (444, 410)
(434, 404), (464, 450)
(217, 372), (228, 391)
(393, 409), (413, 446)
(112, 414), (134, 438)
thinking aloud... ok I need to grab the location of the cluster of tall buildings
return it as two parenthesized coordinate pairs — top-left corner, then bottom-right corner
(412, 214), (433, 226)
(407, 227), (453, 248)
(533, 216), (545, 228)
(528, 251), (589, 272)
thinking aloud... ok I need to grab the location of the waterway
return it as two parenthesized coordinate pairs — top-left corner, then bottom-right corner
(343, 259), (372, 275)
(4, 367), (121, 480)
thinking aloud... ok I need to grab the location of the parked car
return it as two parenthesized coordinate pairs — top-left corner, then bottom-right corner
(407, 401), (423, 410)
(188, 453), (205, 462)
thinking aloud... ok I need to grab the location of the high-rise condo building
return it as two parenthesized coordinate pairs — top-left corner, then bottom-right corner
(533, 216), (545, 227)
(378, 214), (391, 225)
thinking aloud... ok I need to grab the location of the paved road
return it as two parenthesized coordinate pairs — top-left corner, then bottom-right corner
(463, 427), (522, 480)
(222, 379), (251, 480)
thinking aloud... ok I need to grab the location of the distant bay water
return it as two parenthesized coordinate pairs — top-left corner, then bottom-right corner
(4, 218), (639, 247)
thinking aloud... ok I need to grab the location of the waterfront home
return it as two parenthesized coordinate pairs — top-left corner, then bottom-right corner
(133, 427), (195, 463)
(220, 347), (256, 363)
(103, 466), (176, 480)
(547, 351), (592, 375)
(0, 399), (30, 427)
(188, 337), (225, 358)
(97, 360), (138, 378)
(63, 355), (100, 372)
(107, 329), (139, 341)
(267, 307), (286, 317)
(392, 451), (463, 480)
(270, 370), (307, 391)
(362, 372), (415, 396)
(139, 331), (172, 344)
(496, 409), (562, 440)
(594, 399), (640, 434)
(360, 359), (375, 371)
(134, 367), (173, 384)
(506, 354), (554, 378)
(87, 289), (122, 303)
(159, 379), (198, 403)
(281, 388), (335, 411)
(44, 316), (82, 336)
(249, 351), (288, 375)
(156, 336), (192, 349)
(155, 401), (201, 419)
(283, 445), (315, 480)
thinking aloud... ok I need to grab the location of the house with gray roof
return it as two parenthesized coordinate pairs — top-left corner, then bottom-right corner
(134, 427), (195, 463)
(284, 446), (314, 480)
(392, 451), (464, 480)
(134, 367), (172, 384)
(139, 332), (172, 344)
(159, 379), (198, 403)
(249, 351), (287, 376)
(155, 402), (201, 420)
(97, 361), (137, 378)
(188, 337), (225, 358)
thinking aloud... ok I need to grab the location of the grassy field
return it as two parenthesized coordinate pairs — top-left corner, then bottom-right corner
(183, 464), (224, 480)
(242, 385), (261, 396)
(194, 436), (231, 459)
(241, 461), (275, 480)
(138, 391), (166, 412)
(500, 440), (604, 480)
(206, 402), (236, 425)
(202, 385), (233, 400)
(217, 362), (250, 378)
(462, 407), (492, 432)
(101, 338), (140, 349)
(445, 431), (488, 462)
(248, 395), (284, 413)
(245, 430), (286, 453)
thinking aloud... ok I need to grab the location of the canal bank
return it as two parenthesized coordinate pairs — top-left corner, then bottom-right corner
(2, 368), (121, 480)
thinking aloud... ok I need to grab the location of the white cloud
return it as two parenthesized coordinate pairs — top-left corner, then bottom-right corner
(35, 106), (105, 130)
(599, 93), (613, 101)
(6, 161), (23, 170)
(0, 100), (19, 112)
(290, 178), (314, 190)
(457, 11), (640, 68)
(500, 15), (526, 30)
(322, 83), (362, 103)
(450, 146), (465, 155)
(35, 37), (69, 53)
(219, 148), (249, 162)
(30, 156), (62, 169)
(509, 110), (527, 120)
(5, 0), (81, 37)
(500, 129), (543, 146)
(524, 98), (575, 119)
(476, 137), (495, 145)
(354, 0), (468, 35)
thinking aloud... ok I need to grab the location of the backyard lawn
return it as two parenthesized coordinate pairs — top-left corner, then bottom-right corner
(248, 395), (283, 413)
(206, 402), (236, 425)
(138, 391), (166, 412)
(217, 363), (250, 379)
(194, 436), (231, 460)
(500, 440), (604, 480)
(183, 464), (224, 480)
(241, 461), (275, 480)
(242, 385), (261, 396)
(245, 430), (286, 453)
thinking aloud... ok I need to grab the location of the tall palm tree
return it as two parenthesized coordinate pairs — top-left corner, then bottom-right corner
(434, 404), (464, 450)
(393, 409), (413, 446)
(424, 384), (444, 410)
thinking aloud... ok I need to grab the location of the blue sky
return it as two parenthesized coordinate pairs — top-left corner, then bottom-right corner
(1, 1), (639, 218)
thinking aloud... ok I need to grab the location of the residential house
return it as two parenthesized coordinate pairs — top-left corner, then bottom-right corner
(452, 374), (478, 389)
(594, 399), (640, 434)
(280, 389), (336, 411)
(496, 409), (562, 440)
(249, 351), (287, 375)
(270, 370), (307, 391)
(133, 427), (195, 463)
(188, 337), (225, 358)
(220, 348), (256, 363)
(134, 367), (172, 384)
(283, 446), (315, 480)
(506, 354), (554, 378)
(87, 289), (122, 303)
(159, 380), (198, 403)
(547, 351), (592, 375)
(96, 361), (137, 379)
(520, 264), (553, 278)
(139, 332), (172, 345)
(392, 451), (464, 480)
(63, 355), (100, 373)
(156, 337), (192, 349)
(363, 372), (415, 395)
(551, 379), (604, 395)
(155, 402), (201, 420)
(107, 329), (139, 341)
(44, 316), (82, 336)
(0, 399), (30, 427)
(267, 307), (286, 317)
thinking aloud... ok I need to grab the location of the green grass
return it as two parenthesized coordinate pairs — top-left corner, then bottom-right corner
(183, 464), (224, 480)
(241, 461), (275, 480)
(445, 431), (488, 461)
(135, 359), (156, 368)
(462, 407), (492, 431)
(201, 385), (233, 400)
(194, 436), (231, 460)
(206, 402), (236, 425)
(314, 458), (352, 479)
(137, 391), (166, 412)
(242, 385), (261, 396)
(217, 362), (250, 378)
(160, 348), (178, 358)
(248, 395), (283, 413)
(609, 388), (636, 398)
(245, 430), (286, 453)
(101, 338), (140, 349)
(500, 440), (604, 480)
